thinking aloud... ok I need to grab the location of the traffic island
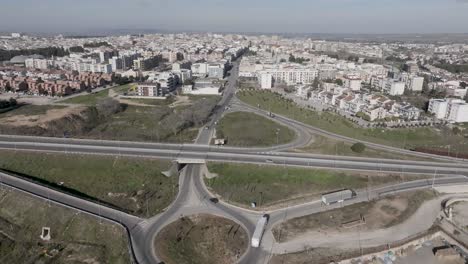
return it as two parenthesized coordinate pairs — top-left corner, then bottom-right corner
(154, 214), (248, 264)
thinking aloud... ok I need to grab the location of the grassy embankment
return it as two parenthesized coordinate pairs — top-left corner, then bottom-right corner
(0, 188), (130, 263)
(237, 90), (468, 155)
(0, 151), (176, 218)
(205, 163), (428, 209)
(216, 111), (296, 147)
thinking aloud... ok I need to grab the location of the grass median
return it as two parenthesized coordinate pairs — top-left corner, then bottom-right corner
(205, 163), (427, 209)
(0, 150), (177, 218)
(215, 111), (296, 147)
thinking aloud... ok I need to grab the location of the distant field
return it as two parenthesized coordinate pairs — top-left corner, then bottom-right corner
(237, 90), (468, 154)
(216, 111), (296, 147)
(155, 214), (248, 264)
(0, 151), (176, 217)
(0, 188), (130, 263)
(205, 163), (427, 209)
(61, 89), (109, 105)
(0, 104), (66, 117)
(0, 91), (220, 143)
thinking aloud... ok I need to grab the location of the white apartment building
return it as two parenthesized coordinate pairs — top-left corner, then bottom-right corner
(344, 75), (362, 91)
(446, 100), (468, 123)
(259, 72), (273, 89)
(384, 81), (406, 96)
(428, 99), (448, 119)
(25, 58), (52, 70)
(407, 76), (424, 92)
(191, 63), (209, 76)
(266, 68), (318, 86)
(137, 83), (165, 97)
(428, 99), (468, 123)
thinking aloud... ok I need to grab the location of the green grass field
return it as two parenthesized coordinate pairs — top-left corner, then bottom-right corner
(297, 135), (433, 161)
(237, 90), (468, 154)
(0, 151), (176, 217)
(61, 89), (110, 105)
(0, 104), (66, 117)
(216, 111), (296, 147)
(0, 188), (130, 263)
(205, 163), (426, 208)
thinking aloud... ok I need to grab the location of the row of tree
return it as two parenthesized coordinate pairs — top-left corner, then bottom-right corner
(0, 98), (17, 109)
(0, 47), (69, 61)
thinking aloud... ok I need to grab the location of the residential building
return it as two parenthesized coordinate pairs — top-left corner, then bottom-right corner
(428, 99), (468, 123)
(344, 75), (361, 91)
(259, 72), (273, 89)
(428, 99), (448, 119)
(137, 83), (165, 97)
(384, 80), (406, 96)
(408, 76), (424, 92)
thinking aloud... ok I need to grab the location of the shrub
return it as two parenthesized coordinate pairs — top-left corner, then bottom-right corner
(351, 142), (366, 153)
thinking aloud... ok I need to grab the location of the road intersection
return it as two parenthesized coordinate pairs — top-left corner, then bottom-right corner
(1, 58), (468, 264)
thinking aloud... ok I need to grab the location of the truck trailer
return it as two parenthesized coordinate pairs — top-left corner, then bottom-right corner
(251, 214), (269, 248)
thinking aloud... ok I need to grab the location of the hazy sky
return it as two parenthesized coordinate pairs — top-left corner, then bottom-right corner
(1, 0), (468, 34)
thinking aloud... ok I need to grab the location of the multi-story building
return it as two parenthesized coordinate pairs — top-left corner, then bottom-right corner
(344, 75), (362, 91)
(137, 83), (165, 97)
(446, 100), (468, 123)
(407, 76), (424, 92)
(260, 68), (318, 86)
(384, 80), (406, 96)
(428, 99), (448, 119)
(428, 99), (468, 123)
(259, 73), (273, 89)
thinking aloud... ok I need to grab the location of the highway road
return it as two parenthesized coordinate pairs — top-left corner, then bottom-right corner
(3, 140), (468, 175)
(229, 97), (468, 163)
(1, 57), (468, 264)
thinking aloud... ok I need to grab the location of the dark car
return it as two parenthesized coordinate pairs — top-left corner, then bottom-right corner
(209, 198), (219, 203)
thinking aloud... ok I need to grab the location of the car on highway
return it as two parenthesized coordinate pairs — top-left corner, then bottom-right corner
(209, 197), (219, 203)
(265, 159), (274, 163)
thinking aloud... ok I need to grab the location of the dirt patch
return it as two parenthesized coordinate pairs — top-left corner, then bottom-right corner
(154, 214), (248, 264)
(273, 190), (437, 243)
(0, 105), (86, 127)
(169, 96), (191, 108)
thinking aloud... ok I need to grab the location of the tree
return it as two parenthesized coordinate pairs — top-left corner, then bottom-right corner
(312, 77), (320, 89)
(335, 79), (343, 86)
(289, 54), (296, 63)
(351, 143), (366, 153)
(460, 82), (467, 89)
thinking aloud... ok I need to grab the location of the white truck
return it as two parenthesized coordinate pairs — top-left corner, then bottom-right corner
(251, 214), (269, 248)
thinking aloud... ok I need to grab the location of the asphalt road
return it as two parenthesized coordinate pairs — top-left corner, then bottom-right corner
(1, 58), (468, 263)
(230, 98), (468, 163)
(3, 140), (468, 175)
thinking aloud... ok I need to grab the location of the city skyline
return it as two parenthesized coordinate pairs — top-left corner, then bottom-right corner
(1, 0), (468, 34)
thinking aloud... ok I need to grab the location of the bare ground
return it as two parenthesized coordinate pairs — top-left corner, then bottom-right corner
(154, 214), (248, 264)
